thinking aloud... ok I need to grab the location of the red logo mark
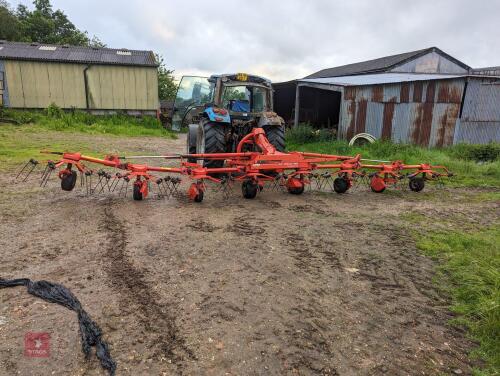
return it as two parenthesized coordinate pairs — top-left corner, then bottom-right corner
(24, 332), (50, 358)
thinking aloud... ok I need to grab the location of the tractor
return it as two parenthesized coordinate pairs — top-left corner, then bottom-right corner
(171, 73), (285, 168)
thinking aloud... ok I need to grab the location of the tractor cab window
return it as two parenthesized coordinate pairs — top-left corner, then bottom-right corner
(172, 76), (214, 130)
(222, 85), (267, 113)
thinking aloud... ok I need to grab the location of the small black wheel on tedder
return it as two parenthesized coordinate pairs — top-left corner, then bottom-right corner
(133, 184), (143, 201)
(242, 180), (258, 199)
(194, 189), (204, 202)
(61, 170), (77, 191)
(287, 185), (304, 195)
(409, 177), (425, 192)
(333, 177), (349, 194)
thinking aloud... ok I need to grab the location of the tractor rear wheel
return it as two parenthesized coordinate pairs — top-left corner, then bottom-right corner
(263, 125), (285, 152)
(200, 121), (226, 169)
(409, 177), (425, 192)
(242, 180), (258, 199)
(61, 170), (77, 191)
(333, 177), (349, 194)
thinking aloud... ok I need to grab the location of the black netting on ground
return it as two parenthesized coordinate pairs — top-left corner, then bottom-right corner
(0, 278), (116, 375)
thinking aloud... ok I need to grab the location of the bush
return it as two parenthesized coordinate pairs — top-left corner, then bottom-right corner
(46, 103), (64, 118)
(286, 124), (337, 144)
(452, 143), (500, 163)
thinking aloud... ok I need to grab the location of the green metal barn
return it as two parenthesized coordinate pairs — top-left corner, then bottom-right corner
(0, 41), (159, 115)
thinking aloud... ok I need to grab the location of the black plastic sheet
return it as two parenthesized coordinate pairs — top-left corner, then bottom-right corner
(0, 278), (116, 375)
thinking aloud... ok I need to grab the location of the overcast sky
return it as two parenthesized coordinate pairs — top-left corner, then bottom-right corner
(11, 0), (500, 82)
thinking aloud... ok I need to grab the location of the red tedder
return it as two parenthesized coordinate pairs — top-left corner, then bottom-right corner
(16, 128), (452, 202)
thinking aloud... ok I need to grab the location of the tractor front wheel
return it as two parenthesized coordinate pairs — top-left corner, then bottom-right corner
(200, 121), (226, 169)
(242, 180), (258, 199)
(186, 124), (198, 163)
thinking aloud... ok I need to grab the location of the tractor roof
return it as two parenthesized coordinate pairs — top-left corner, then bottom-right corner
(209, 73), (272, 85)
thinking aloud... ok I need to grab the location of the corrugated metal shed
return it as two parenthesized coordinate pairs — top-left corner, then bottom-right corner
(454, 77), (500, 144)
(0, 41), (157, 67)
(278, 47), (499, 146)
(336, 77), (466, 147)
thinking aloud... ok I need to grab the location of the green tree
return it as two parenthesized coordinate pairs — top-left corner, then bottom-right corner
(0, 0), (21, 41)
(156, 54), (178, 100)
(16, 0), (90, 45)
(0, 0), (105, 47)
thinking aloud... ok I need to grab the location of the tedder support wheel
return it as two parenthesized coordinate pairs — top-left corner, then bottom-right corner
(201, 121), (226, 169)
(288, 185), (305, 195)
(263, 125), (285, 152)
(61, 170), (77, 191)
(133, 184), (143, 201)
(333, 177), (349, 194)
(409, 177), (425, 192)
(194, 190), (204, 203)
(370, 176), (386, 193)
(242, 180), (258, 199)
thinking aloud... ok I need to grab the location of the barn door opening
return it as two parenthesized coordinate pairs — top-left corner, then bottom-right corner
(296, 86), (341, 130)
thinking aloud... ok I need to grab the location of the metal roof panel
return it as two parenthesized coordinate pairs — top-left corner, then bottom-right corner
(0, 41), (157, 67)
(299, 73), (463, 87)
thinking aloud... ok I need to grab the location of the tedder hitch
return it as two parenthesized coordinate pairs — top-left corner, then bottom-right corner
(16, 128), (453, 202)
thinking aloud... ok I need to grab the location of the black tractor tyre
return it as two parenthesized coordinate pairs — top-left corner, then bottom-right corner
(202, 121), (226, 169)
(242, 180), (258, 199)
(133, 184), (143, 201)
(263, 125), (285, 152)
(61, 170), (77, 191)
(186, 124), (198, 163)
(409, 177), (425, 192)
(333, 177), (349, 194)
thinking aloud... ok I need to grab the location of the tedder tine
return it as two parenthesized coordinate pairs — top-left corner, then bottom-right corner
(84, 171), (93, 195)
(16, 159), (39, 182)
(40, 161), (56, 187)
(118, 177), (130, 198)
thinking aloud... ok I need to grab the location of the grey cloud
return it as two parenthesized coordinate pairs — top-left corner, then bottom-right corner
(14, 0), (500, 81)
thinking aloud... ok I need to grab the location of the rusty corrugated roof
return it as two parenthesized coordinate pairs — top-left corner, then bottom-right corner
(0, 41), (157, 67)
(305, 47), (469, 79)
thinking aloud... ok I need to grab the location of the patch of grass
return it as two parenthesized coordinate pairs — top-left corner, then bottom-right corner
(0, 108), (176, 138)
(468, 191), (500, 203)
(400, 212), (426, 223)
(415, 228), (500, 375)
(286, 126), (500, 188)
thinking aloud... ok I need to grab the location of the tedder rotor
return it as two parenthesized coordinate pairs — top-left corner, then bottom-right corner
(16, 128), (453, 203)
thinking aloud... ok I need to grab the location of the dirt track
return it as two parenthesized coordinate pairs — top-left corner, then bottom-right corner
(0, 134), (495, 375)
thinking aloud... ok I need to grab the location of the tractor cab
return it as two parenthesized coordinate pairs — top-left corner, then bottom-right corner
(172, 73), (274, 130)
(172, 73), (285, 168)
